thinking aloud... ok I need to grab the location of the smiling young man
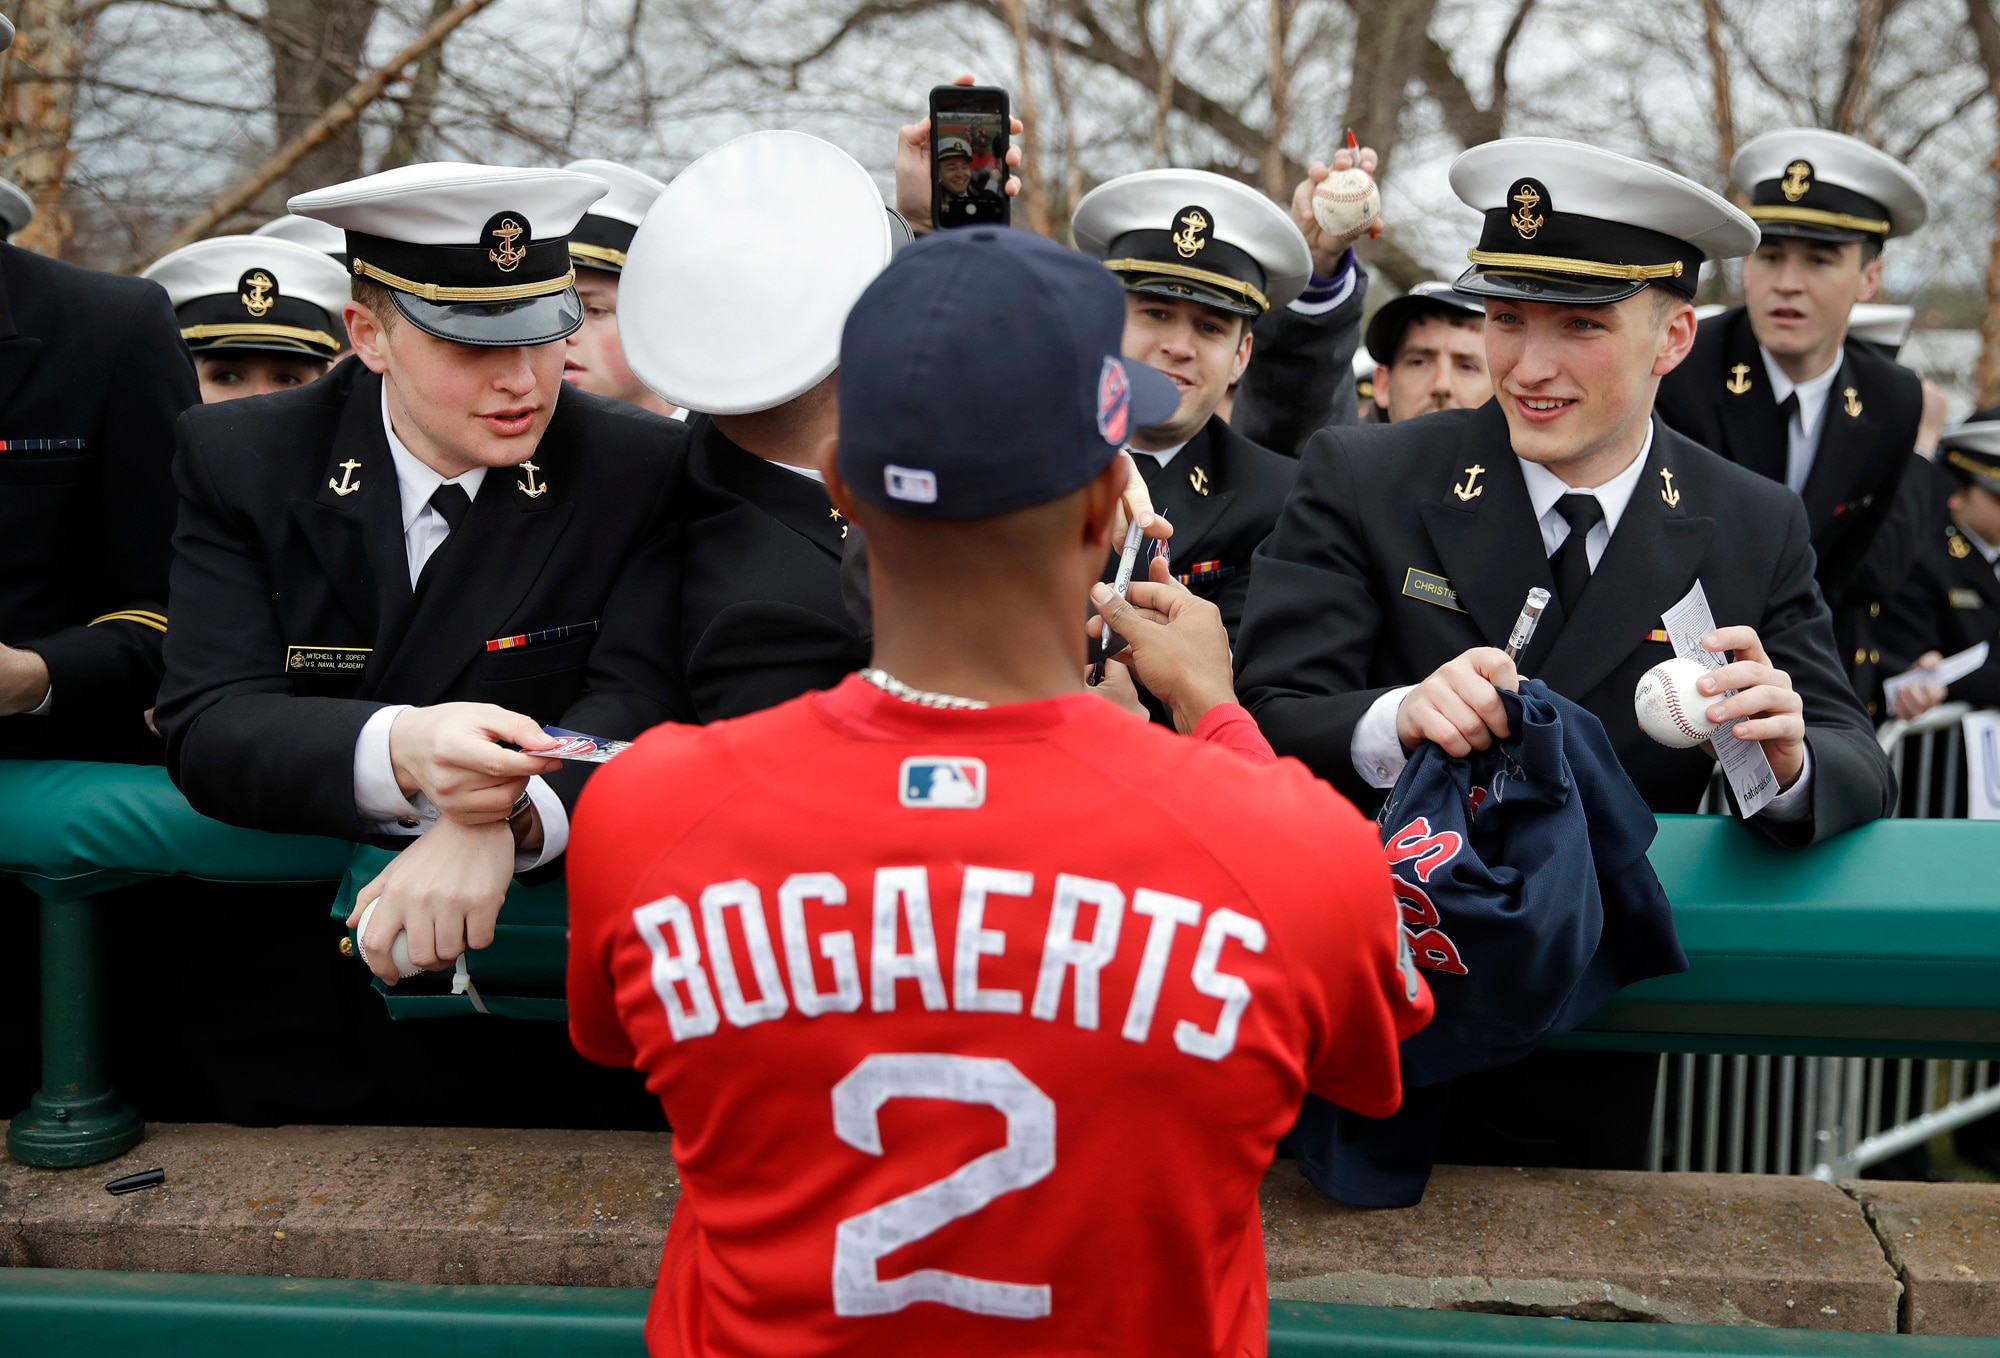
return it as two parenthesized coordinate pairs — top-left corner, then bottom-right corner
(1363, 280), (1490, 423)
(154, 165), (688, 1114)
(1070, 169), (1312, 654)
(1235, 138), (1894, 1172)
(1655, 131), (1929, 710)
(559, 158), (680, 420)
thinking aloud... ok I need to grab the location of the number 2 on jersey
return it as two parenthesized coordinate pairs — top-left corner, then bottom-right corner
(831, 1053), (1055, 1319)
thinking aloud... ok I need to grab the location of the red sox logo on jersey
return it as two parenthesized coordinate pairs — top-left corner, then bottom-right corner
(1382, 815), (1468, 976)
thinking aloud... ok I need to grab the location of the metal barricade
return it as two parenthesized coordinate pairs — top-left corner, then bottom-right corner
(1654, 705), (1994, 1179)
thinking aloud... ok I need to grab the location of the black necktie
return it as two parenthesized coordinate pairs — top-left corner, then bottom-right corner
(1778, 391), (1801, 429)
(1548, 493), (1605, 613)
(415, 482), (473, 595)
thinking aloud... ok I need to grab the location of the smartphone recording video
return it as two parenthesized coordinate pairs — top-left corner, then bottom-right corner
(930, 85), (1011, 230)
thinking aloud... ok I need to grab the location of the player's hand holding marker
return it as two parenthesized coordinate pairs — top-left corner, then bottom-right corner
(1088, 556), (1238, 734)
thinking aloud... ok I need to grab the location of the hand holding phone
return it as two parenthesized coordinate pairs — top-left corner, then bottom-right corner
(929, 84), (1011, 230)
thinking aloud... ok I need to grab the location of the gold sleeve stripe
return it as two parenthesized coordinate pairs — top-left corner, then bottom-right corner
(568, 242), (627, 269)
(89, 610), (168, 633)
(351, 258), (577, 304)
(1100, 258), (1270, 313)
(180, 322), (341, 352)
(1467, 250), (1685, 282)
(1746, 206), (1891, 235)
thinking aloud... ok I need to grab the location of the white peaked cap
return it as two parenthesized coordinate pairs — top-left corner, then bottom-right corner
(618, 131), (892, 416)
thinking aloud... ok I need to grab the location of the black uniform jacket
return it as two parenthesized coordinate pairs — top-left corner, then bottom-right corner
(1229, 264), (1368, 458)
(1122, 415), (1299, 640)
(1655, 307), (1921, 602)
(156, 359), (688, 841)
(1876, 468), (2000, 710)
(0, 242), (198, 761)
(671, 414), (869, 723)
(1235, 402), (1895, 845)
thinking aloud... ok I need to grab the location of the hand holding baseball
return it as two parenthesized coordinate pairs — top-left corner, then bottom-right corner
(1290, 143), (1381, 277)
(1694, 626), (1807, 790)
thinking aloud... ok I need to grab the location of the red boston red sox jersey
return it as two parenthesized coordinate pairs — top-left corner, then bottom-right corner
(567, 676), (1430, 1358)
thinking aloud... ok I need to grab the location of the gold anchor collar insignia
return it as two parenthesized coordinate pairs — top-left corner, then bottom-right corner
(1725, 363), (1752, 396)
(1453, 464), (1485, 501)
(1509, 178), (1546, 240)
(1190, 465), (1211, 496)
(1780, 159), (1813, 203)
(1659, 468), (1681, 507)
(329, 458), (361, 497)
(1949, 529), (1973, 560)
(517, 461), (547, 498)
(238, 269), (277, 318)
(1170, 205), (1210, 259)
(1843, 386), (1863, 418)
(485, 211), (531, 274)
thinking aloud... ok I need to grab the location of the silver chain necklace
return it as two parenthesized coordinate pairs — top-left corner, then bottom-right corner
(860, 667), (989, 710)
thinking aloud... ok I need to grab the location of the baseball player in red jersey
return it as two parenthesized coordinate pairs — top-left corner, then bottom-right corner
(567, 226), (1431, 1357)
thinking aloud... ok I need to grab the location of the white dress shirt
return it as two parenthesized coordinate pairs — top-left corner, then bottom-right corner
(350, 388), (568, 869)
(1130, 439), (1190, 470)
(1758, 345), (1844, 496)
(1350, 423), (1813, 820)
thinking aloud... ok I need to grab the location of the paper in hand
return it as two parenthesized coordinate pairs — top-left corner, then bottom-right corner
(537, 726), (633, 763)
(1882, 641), (1990, 714)
(1661, 580), (1778, 819)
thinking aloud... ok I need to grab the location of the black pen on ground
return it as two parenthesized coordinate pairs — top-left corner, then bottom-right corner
(107, 1167), (165, 1195)
(1505, 587), (1550, 665)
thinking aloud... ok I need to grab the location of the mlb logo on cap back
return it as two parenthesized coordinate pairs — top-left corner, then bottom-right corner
(899, 757), (986, 808)
(884, 465), (938, 504)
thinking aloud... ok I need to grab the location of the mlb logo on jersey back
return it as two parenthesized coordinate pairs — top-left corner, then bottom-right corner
(899, 756), (987, 808)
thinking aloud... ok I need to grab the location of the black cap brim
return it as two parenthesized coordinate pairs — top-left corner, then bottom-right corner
(1121, 275), (1262, 319)
(188, 338), (339, 361)
(1452, 264), (1651, 306)
(1752, 220), (1876, 246)
(389, 287), (583, 347)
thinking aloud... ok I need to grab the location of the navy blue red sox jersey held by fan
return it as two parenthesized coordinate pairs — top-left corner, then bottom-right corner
(1289, 679), (1685, 1207)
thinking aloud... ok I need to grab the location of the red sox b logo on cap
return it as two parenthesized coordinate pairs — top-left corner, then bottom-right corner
(1097, 356), (1130, 446)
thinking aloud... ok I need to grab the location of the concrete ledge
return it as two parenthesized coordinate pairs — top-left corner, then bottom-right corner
(0, 1123), (678, 1288)
(1844, 1180), (2000, 1336)
(1263, 1163), (1900, 1331)
(0, 1124), (1919, 1332)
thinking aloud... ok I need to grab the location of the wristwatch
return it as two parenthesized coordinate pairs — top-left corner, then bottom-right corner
(506, 787), (533, 824)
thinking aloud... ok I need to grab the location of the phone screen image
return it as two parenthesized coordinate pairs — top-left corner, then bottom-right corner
(933, 110), (1009, 228)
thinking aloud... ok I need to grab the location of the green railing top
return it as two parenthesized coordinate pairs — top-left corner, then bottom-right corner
(4, 761), (1999, 1052)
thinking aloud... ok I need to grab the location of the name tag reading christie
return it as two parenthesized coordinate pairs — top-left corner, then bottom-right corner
(1401, 568), (1466, 613)
(286, 645), (370, 675)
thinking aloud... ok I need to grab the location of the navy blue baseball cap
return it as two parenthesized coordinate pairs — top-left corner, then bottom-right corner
(838, 227), (1180, 518)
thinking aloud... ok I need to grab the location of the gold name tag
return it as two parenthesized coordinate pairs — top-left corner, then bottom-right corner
(1949, 589), (1984, 611)
(1402, 568), (1466, 613)
(286, 645), (371, 674)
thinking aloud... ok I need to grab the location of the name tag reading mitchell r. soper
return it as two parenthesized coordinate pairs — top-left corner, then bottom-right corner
(286, 645), (370, 676)
(1402, 568), (1466, 613)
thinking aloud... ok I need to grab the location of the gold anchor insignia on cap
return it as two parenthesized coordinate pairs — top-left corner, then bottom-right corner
(1453, 464), (1485, 501)
(488, 216), (528, 273)
(1190, 465), (1210, 496)
(1171, 207), (1209, 259)
(1725, 364), (1753, 395)
(1843, 387), (1863, 418)
(1510, 182), (1544, 240)
(329, 459), (361, 496)
(1781, 160), (1813, 202)
(239, 270), (276, 317)
(1660, 468), (1681, 507)
(517, 461), (547, 498)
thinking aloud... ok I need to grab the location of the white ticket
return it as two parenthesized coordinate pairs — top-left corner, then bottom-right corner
(1882, 641), (1990, 714)
(1661, 580), (1778, 819)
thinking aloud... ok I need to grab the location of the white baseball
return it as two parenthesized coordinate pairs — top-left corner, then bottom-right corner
(354, 899), (420, 979)
(1634, 656), (1721, 749)
(1311, 167), (1381, 239)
